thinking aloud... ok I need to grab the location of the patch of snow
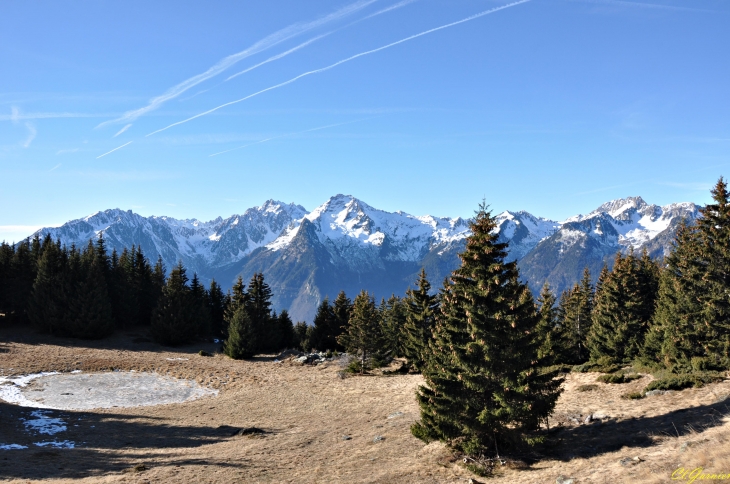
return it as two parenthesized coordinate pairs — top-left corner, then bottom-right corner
(23, 410), (67, 435)
(34, 440), (75, 449)
(165, 358), (189, 361)
(0, 444), (28, 450)
(0, 372), (60, 408)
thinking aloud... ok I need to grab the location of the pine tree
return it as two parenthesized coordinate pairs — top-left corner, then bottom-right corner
(274, 310), (295, 350)
(535, 283), (563, 365)
(293, 321), (311, 352)
(5, 240), (36, 324)
(207, 279), (227, 340)
(245, 272), (274, 353)
(66, 256), (115, 339)
(402, 269), (439, 371)
(337, 290), (385, 373)
(27, 237), (67, 335)
(380, 295), (407, 358)
(587, 252), (649, 363)
(309, 297), (336, 351)
(411, 204), (562, 458)
(331, 291), (352, 351)
(151, 261), (200, 346)
(557, 268), (594, 363)
(224, 306), (257, 359)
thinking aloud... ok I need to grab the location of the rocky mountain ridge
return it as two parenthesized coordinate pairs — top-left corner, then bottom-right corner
(25, 195), (700, 322)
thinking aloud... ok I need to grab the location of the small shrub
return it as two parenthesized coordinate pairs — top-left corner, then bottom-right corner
(621, 391), (645, 400)
(345, 359), (363, 374)
(198, 350), (212, 357)
(644, 372), (724, 392)
(573, 357), (621, 374)
(577, 384), (599, 392)
(597, 372), (641, 384)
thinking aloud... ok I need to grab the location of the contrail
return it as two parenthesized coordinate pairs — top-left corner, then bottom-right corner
(226, 33), (330, 82)
(208, 117), (376, 157)
(147, 0), (530, 137)
(114, 123), (132, 137)
(225, 1), (420, 83)
(97, 141), (132, 159)
(97, 0), (377, 128)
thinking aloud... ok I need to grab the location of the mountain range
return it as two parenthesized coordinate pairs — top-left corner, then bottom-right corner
(25, 195), (700, 322)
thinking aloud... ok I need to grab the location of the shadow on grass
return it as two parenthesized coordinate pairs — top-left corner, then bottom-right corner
(542, 396), (730, 461)
(0, 400), (265, 479)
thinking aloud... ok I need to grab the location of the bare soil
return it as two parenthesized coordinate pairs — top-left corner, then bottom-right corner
(1, 326), (729, 483)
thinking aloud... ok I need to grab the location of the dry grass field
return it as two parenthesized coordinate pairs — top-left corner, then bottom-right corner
(1, 326), (729, 483)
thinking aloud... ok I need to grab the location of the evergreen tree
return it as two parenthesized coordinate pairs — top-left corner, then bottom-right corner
(556, 268), (594, 363)
(402, 269), (439, 371)
(337, 290), (385, 373)
(309, 297), (336, 351)
(27, 237), (67, 335)
(190, 273), (212, 337)
(380, 295), (407, 358)
(535, 283), (563, 365)
(207, 279), (228, 340)
(587, 252), (649, 363)
(293, 321), (311, 352)
(222, 276), (247, 342)
(274, 310), (295, 350)
(224, 306), (257, 359)
(245, 272), (274, 353)
(66, 256), (115, 339)
(331, 291), (352, 351)
(411, 204), (562, 457)
(151, 262), (200, 345)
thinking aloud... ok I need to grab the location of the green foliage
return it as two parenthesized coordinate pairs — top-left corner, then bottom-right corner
(293, 321), (311, 352)
(402, 269), (439, 371)
(151, 262), (204, 346)
(207, 279), (228, 339)
(587, 251), (659, 364)
(621, 391), (645, 400)
(596, 372), (641, 384)
(224, 306), (257, 359)
(646, 178), (730, 371)
(556, 268), (594, 364)
(576, 384), (599, 392)
(273, 310), (295, 350)
(572, 356), (621, 374)
(337, 290), (386, 373)
(380, 294), (407, 359)
(65, 256), (115, 339)
(644, 372), (724, 392)
(412, 203), (563, 458)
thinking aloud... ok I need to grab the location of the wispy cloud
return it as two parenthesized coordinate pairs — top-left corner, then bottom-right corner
(147, 0), (531, 136)
(56, 148), (79, 155)
(208, 117), (377, 157)
(22, 123), (36, 148)
(97, 0), (378, 128)
(114, 124), (133, 137)
(570, 0), (718, 13)
(49, 163), (62, 172)
(96, 141), (133, 159)
(1, 110), (113, 121)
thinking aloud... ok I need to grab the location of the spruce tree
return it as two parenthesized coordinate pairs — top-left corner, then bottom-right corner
(190, 273), (212, 337)
(293, 321), (311, 352)
(535, 283), (563, 365)
(151, 262), (199, 346)
(207, 279), (227, 340)
(66, 256), (115, 339)
(402, 269), (439, 371)
(310, 297), (336, 351)
(331, 291), (352, 351)
(224, 306), (257, 359)
(274, 310), (295, 350)
(412, 204), (562, 458)
(380, 295), (407, 358)
(556, 268), (594, 363)
(27, 237), (67, 335)
(587, 252), (648, 363)
(245, 272), (273, 353)
(337, 290), (385, 373)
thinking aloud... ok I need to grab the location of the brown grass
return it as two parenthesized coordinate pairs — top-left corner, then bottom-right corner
(1, 326), (729, 483)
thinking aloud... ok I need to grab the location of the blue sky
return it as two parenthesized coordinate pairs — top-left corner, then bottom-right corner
(1, 0), (728, 242)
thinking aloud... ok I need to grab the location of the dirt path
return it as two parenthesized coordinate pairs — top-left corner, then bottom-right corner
(1, 327), (729, 483)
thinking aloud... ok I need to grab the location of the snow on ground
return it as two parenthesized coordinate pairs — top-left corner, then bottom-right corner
(0, 372), (59, 408)
(0, 444), (27, 450)
(23, 409), (67, 435)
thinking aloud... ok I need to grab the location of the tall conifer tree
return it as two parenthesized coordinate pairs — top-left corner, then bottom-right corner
(412, 204), (562, 457)
(402, 269), (439, 371)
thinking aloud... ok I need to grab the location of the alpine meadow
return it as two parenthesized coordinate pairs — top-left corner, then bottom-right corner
(1, 0), (729, 482)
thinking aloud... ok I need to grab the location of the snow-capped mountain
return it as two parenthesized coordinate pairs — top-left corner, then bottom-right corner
(26, 195), (700, 322)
